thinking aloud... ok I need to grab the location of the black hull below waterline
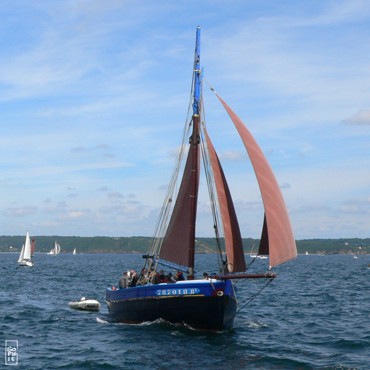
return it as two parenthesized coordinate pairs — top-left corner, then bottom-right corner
(106, 294), (237, 331)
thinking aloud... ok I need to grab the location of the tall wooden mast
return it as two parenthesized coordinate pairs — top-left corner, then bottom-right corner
(187, 26), (202, 278)
(158, 27), (202, 277)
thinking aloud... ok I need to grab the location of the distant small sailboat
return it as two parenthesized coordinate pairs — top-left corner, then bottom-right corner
(249, 245), (268, 259)
(18, 232), (33, 267)
(73, 248), (77, 255)
(48, 241), (61, 255)
(249, 244), (257, 258)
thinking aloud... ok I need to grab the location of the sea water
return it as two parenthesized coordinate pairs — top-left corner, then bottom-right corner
(0, 253), (369, 369)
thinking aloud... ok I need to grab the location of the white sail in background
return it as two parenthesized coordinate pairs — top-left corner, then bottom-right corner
(17, 244), (25, 263)
(18, 232), (33, 267)
(48, 241), (61, 255)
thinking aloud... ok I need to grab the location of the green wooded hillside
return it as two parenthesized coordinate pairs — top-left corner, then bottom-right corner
(0, 235), (369, 254)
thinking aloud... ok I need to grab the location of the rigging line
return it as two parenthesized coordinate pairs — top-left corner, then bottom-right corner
(157, 67), (196, 208)
(199, 125), (226, 268)
(208, 278), (216, 292)
(148, 49), (201, 263)
(199, 85), (226, 271)
(236, 278), (275, 314)
(200, 128), (220, 233)
(147, 117), (192, 258)
(148, 67), (199, 262)
(247, 256), (257, 269)
(203, 77), (216, 95)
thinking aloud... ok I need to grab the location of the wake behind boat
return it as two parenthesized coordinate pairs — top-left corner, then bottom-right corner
(106, 27), (297, 331)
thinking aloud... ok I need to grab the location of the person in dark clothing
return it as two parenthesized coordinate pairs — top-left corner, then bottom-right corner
(158, 270), (168, 283)
(167, 272), (176, 283)
(175, 271), (185, 281)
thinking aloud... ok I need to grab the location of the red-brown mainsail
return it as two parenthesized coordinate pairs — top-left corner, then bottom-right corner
(159, 115), (200, 273)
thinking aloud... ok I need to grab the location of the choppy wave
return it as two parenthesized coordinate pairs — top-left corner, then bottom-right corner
(1, 253), (369, 369)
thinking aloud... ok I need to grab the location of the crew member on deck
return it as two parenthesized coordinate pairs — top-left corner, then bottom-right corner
(176, 271), (185, 281)
(118, 271), (128, 289)
(167, 272), (176, 283)
(129, 270), (138, 287)
(149, 268), (159, 284)
(137, 268), (147, 285)
(158, 270), (168, 283)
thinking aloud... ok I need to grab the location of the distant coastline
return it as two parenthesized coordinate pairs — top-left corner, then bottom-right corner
(0, 235), (369, 255)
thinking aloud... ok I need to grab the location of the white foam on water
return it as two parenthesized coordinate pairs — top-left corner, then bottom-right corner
(96, 317), (109, 324)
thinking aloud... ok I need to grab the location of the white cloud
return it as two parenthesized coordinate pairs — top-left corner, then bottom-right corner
(0, 1), (369, 238)
(343, 110), (370, 125)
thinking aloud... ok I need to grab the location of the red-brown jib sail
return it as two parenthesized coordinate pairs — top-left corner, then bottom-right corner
(215, 93), (297, 267)
(204, 129), (246, 272)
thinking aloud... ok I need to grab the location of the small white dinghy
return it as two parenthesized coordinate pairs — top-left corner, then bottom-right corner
(69, 297), (100, 311)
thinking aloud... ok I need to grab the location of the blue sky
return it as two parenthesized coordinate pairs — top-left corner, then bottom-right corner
(1, 1), (369, 239)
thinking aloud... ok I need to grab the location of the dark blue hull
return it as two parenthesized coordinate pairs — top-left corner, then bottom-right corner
(106, 279), (237, 331)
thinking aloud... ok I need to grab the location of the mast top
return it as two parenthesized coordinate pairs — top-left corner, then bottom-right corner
(192, 27), (201, 116)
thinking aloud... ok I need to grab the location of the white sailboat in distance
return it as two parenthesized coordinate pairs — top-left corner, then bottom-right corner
(18, 231), (33, 267)
(48, 241), (61, 255)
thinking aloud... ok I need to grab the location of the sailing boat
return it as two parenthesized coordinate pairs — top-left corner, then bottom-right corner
(249, 244), (267, 259)
(48, 241), (61, 255)
(18, 231), (33, 267)
(106, 27), (297, 331)
(73, 248), (77, 255)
